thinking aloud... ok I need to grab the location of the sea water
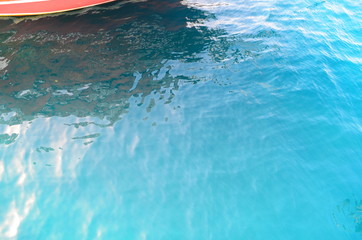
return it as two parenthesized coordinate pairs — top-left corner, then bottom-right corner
(0, 0), (361, 239)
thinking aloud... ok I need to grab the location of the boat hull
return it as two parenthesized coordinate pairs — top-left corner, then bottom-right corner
(0, 0), (116, 16)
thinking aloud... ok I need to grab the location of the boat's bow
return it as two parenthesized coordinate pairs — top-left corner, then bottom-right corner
(0, 0), (116, 16)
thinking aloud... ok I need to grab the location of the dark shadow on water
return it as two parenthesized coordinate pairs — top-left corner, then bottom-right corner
(0, 0), (227, 125)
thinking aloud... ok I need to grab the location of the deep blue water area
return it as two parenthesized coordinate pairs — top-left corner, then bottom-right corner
(0, 0), (362, 239)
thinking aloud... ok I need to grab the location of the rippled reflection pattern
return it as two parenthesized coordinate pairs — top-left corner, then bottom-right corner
(0, 0), (227, 124)
(0, 0), (361, 239)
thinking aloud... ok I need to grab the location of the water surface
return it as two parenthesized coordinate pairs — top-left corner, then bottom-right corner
(0, 0), (362, 239)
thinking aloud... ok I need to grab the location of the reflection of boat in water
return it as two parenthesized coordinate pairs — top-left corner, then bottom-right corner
(0, 0), (116, 16)
(0, 0), (224, 125)
(0, 0), (263, 125)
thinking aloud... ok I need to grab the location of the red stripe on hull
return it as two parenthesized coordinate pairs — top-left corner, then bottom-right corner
(0, 0), (116, 16)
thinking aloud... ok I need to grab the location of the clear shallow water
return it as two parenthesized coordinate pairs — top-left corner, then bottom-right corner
(0, 0), (361, 239)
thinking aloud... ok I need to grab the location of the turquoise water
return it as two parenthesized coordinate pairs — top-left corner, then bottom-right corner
(0, 0), (362, 239)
